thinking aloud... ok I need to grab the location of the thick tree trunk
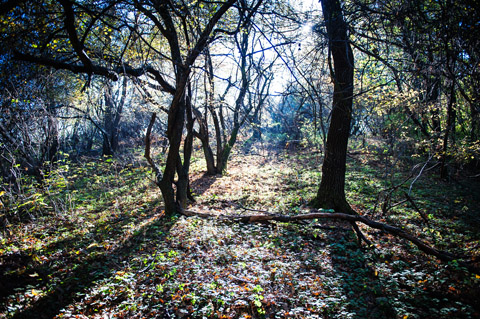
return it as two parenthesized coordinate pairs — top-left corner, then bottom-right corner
(194, 120), (217, 175)
(159, 71), (189, 215)
(218, 126), (240, 174)
(312, 0), (355, 214)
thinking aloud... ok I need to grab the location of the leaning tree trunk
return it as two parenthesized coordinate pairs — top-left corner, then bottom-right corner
(312, 0), (355, 214)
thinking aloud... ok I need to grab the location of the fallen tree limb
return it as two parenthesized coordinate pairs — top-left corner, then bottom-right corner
(403, 191), (429, 224)
(182, 208), (479, 272)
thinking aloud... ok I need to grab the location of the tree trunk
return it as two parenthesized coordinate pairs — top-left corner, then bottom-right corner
(471, 102), (479, 142)
(177, 83), (195, 206)
(199, 131), (218, 175)
(218, 126), (240, 174)
(243, 64), (272, 152)
(440, 80), (456, 179)
(426, 76), (441, 134)
(243, 109), (261, 152)
(312, 0), (355, 214)
(45, 104), (59, 164)
(193, 109), (218, 175)
(111, 77), (128, 151)
(192, 51), (218, 175)
(211, 82), (232, 172)
(158, 71), (189, 215)
(141, 0), (237, 215)
(102, 81), (115, 156)
(102, 78), (127, 156)
(217, 31), (249, 174)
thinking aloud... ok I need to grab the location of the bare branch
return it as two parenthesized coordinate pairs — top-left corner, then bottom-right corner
(58, 0), (94, 79)
(186, 0), (237, 66)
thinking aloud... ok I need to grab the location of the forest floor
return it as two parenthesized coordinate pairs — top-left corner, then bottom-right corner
(1, 143), (480, 318)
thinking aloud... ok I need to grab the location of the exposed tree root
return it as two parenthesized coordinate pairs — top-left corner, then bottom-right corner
(182, 208), (479, 273)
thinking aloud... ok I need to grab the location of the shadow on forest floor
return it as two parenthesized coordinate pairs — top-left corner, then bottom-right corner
(3, 203), (171, 319)
(1, 150), (480, 318)
(190, 172), (219, 197)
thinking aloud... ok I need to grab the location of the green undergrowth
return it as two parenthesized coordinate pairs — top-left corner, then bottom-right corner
(0, 147), (479, 318)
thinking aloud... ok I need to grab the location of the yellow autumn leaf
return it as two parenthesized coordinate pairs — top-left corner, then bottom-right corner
(86, 242), (99, 249)
(476, 274), (480, 279)
(0, 191), (5, 196)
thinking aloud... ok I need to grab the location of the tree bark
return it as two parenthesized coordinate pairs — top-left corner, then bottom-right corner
(193, 107), (218, 175)
(470, 102), (479, 143)
(141, 0), (236, 215)
(102, 72), (127, 156)
(312, 0), (355, 214)
(45, 103), (59, 164)
(440, 80), (456, 179)
(193, 49), (218, 175)
(102, 81), (115, 156)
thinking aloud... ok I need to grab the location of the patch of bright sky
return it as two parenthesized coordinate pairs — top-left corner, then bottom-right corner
(207, 0), (322, 105)
(269, 0), (322, 95)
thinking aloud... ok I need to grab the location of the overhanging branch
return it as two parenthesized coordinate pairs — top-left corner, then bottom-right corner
(14, 51), (118, 80)
(13, 51), (176, 93)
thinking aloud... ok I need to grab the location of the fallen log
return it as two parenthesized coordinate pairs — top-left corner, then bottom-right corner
(183, 208), (479, 273)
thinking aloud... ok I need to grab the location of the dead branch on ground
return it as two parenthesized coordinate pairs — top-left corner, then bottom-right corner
(182, 208), (479, 273)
